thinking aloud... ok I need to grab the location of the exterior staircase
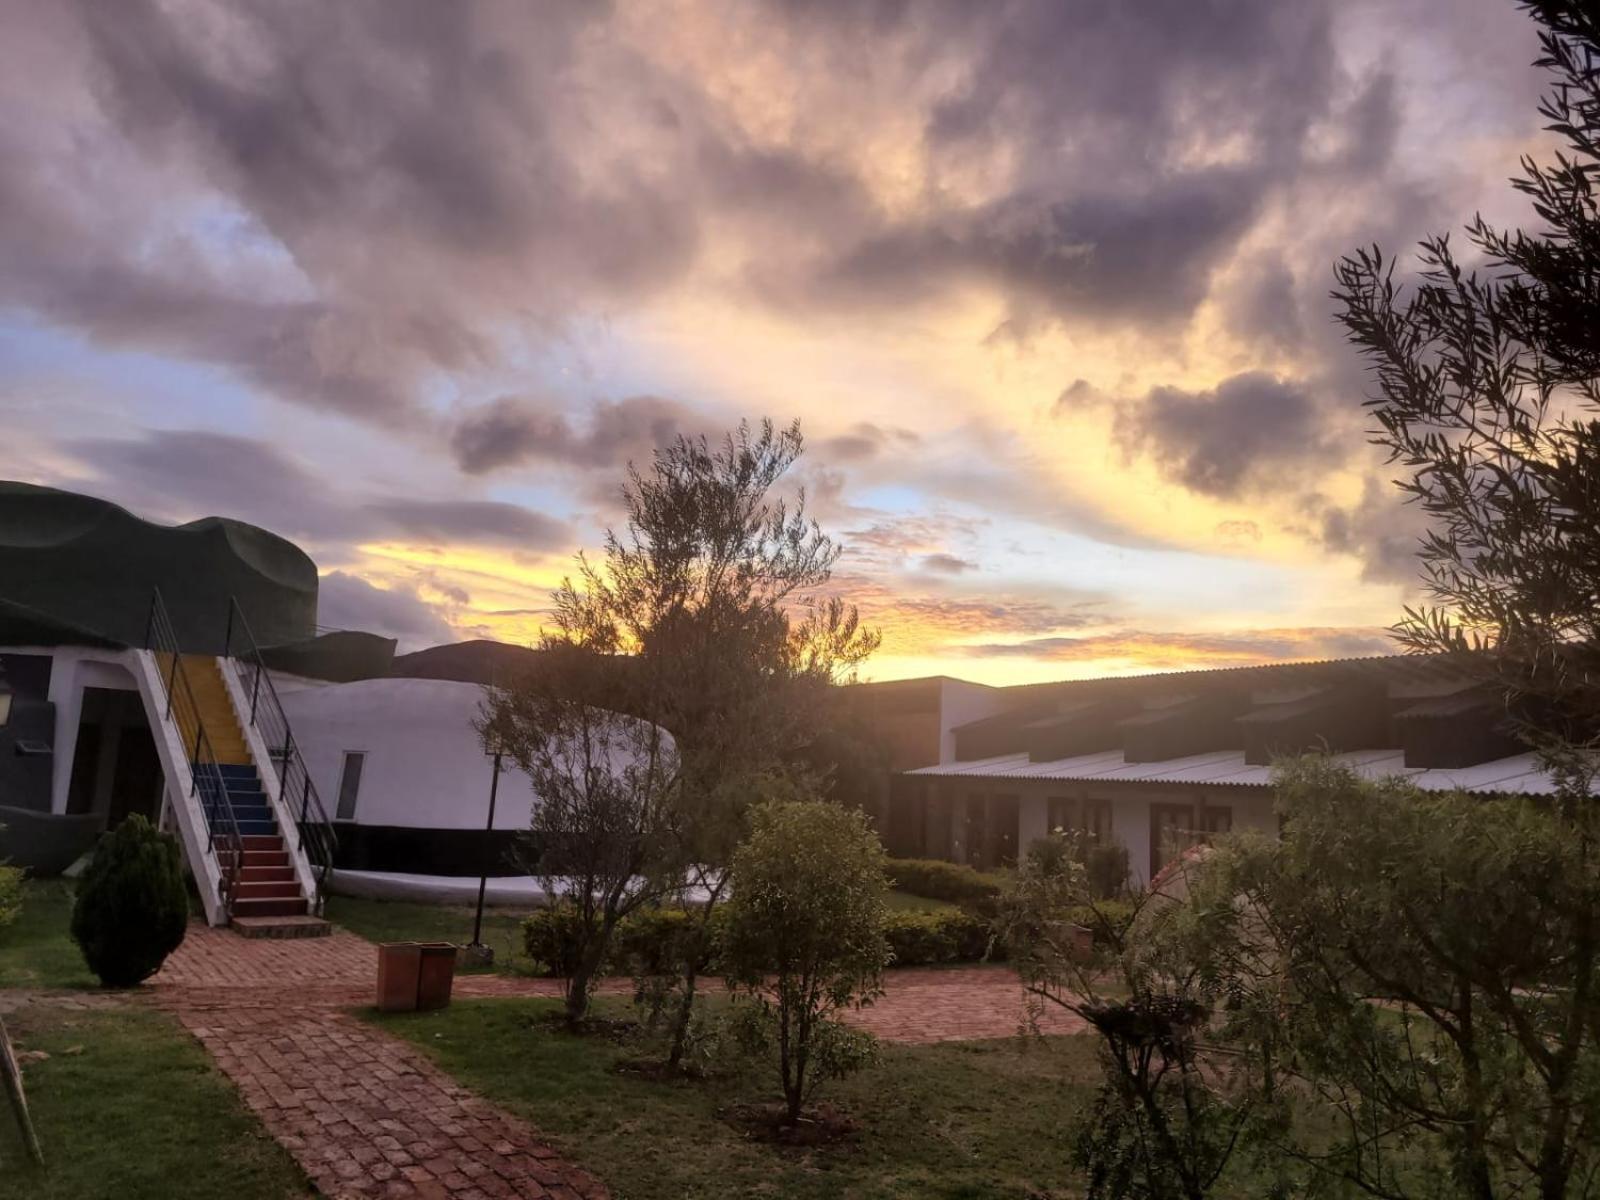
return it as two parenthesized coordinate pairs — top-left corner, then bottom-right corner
(174, 654), (331, 938)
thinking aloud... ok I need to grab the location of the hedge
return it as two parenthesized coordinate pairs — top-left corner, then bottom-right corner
(1061, 899), (1136, 947)
(522, 904), (723, 978)
(883, 909), (1003, 967)
(525, 902), (1010, 975)
(885, 858), (1003, 904)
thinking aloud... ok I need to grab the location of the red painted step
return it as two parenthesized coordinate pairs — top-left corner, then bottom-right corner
(241, 834), (285, 852)
(233, 881), (302, 900)
(238, 865), (296, 884)
(231, 896), (310, 918)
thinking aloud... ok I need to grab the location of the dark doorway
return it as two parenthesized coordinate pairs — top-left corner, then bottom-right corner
(64, 687), (163, 827)
(987, 794), (1019, 868)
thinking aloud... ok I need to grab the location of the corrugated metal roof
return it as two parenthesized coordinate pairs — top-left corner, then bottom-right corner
(906, 748), (1556, 795)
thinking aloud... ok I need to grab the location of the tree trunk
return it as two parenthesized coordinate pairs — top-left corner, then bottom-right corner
(667, 964), (699, 1068)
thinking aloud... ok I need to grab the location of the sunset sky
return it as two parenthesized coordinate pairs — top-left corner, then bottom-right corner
(0, 0), (1556, 684)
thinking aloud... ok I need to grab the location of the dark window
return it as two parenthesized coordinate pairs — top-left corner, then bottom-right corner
(1047, 795), (1074, 833)
(1083, 798), (1113, 842)
(336, 751), (366, 820)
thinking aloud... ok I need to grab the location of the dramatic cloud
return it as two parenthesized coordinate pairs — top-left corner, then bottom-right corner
(315, 571), (456, 651)
(0, 0), (1553, 680)
(919, 553), (977, 575)
(365, 499), (568, 550)
(65, 429), (566, 551)
(450, 395), (693, 475)
(1084, 372), (1348, 500)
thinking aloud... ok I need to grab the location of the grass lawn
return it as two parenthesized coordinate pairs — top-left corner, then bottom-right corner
(0, 1004), (309, 1199)
(372, 995), (1098, 1200)
(0, 880), (94, 990)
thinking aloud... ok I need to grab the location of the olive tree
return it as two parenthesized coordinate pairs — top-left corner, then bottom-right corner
(536, 418), (877, 1066)
(482, 642), (679, 1028)
(721, 795), (890, 1124)
(1155, 760), (1600, 1200)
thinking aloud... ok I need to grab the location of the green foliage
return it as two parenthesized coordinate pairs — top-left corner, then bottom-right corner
(722, 798), (891, 1121)
(1083, 841), (1131, 899)
(69, 814), (188, 988)
(885, 857), (1002, 904)
(1331, 3), (1600, 762)
(0, 864), (21, 933)
(520, 902), (592, 978)
(883, 908), (1000, 966)
(1027, 831), (1130, 901)
(1062, 899), (1135, 948)
(1146, 758), (1600, 1198)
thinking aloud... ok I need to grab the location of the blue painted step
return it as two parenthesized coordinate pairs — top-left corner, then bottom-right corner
(194, 762), (277, 837)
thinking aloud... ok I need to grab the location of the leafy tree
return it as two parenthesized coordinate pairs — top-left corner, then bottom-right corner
(1001, 832), (1264, 1200)
(482, 640), (679, 1027)
(721, 795), (890, 1124)
(1153, 760), (1600, 1200)
(513, 418), (878, 1064)
(70, 814), (187, 988)
(1332, 1), (1600, 785)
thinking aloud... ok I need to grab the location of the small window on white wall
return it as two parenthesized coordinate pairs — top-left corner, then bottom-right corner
(336, 751), (365, 821)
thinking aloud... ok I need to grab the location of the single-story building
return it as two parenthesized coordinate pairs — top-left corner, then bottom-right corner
(869, 656), (1548, 884)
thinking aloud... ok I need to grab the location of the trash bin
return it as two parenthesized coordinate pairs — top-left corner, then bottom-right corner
(377, 942), (423, 1013)
(415, 942), (458, 1011)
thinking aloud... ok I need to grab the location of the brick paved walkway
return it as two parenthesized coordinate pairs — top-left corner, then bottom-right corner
(172, 997), (607, 1200)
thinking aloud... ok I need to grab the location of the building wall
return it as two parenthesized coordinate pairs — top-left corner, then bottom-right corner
(280, 677), (537, 832)
(916, 775), (1278, 884)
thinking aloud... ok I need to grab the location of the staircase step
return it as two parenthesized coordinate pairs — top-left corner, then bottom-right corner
(230, 896), (310, 918)
(218, 849), (291, 869)
(234, 880), (303, 900)
(238, 865), (296, 883)
(240, 834), (284, 851)
(231, 915), (332, 940)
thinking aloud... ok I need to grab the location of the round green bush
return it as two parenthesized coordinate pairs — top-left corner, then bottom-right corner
(71, 814), (189, 988)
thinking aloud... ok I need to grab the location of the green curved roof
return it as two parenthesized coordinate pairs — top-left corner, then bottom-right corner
(0, 481), (317, 653)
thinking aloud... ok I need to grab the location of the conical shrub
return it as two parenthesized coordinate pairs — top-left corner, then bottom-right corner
(71, 814), (189, 987)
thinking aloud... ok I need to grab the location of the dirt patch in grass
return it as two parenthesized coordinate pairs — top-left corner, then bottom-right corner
(720, 1100), (860, 1147)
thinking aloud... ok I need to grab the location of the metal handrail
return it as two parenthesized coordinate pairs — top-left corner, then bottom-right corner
(144, 589), (244, 917)
(223, 597), (338, 914)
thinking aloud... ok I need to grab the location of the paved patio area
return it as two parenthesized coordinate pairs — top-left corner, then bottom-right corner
(152, 922), (1084, 1042)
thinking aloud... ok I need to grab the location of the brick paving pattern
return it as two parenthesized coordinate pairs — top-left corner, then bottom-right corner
(173, 998), (607, 1200)
(155, 922), (1085, 1042)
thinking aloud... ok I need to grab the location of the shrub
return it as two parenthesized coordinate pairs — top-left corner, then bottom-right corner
(884, 909), (1003, 966)
(0, 863), (21, 931)
(1025, 833), (1130, 901)
(1084, 841), (1131, 899)
(521, 902), (592, 977)
(1063, 899), (1136, 948)
(70, 814), (188, 988)
(723, 799), (891, 1123)
(523, 903), (728, 981)
(885, 858), (1002, 904)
